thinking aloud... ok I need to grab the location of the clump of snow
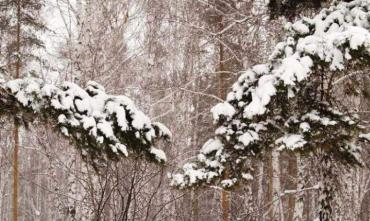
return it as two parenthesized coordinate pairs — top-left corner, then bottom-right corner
(243, 75), (276, 119)
(221, 179), (237, 188)
(238, 130), (259, 147)
(153, 122), (172, 140)
(211, 102), (236, 122)
(201, 139), (223, 155)
(242, 173), (253, 181)
(182, 163), (206, 185)
(131, 110), (151, 130)
(359, 133), (370, 141)
(114, 143), (128, 156)
(302, 110), (337, 126)
(291, 21), (310, 35)
(170, 173), (185, 188)
(276, 55), (312, 85)
(150, 147), (167, 163)
(276, 134), (307, 151)
(299, 122), (310, 132)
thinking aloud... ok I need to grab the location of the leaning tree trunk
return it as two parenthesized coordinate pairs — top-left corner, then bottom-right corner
(318, 153), (335, 221)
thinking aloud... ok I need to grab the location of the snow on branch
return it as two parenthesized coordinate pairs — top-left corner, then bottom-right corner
(171, 0), (370, 189)
(0, 78), (170, 166)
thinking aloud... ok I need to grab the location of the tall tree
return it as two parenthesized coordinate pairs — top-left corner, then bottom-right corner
(0, 0), (46, 220)
(171, 1), (370, 220)
(13, 1), (21, 220)
(0, 0), (46, 78)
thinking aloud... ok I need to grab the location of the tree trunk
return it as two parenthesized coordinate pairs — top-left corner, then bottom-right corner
(217, 17), (231, 221)
(221, 190), (230, 221)
(13, 124), (19, 221)
(318, 154), (335, 221)
(13, 0), (21, 220)
(257, 161), (265, 220)
(286, 154), (297, 221)
(293, 153), (304, 221)
(190, 190), (199, 221)
(360, 189), (370, 221)
(269, 150), (283, 221)
(266, 152), (273, 220)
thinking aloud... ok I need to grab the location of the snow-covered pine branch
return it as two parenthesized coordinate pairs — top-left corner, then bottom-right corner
(171, 0), (370, 189)
(0, 78), (171, 167)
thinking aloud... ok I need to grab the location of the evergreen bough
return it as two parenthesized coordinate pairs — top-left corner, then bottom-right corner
(0, 78), (171, 168)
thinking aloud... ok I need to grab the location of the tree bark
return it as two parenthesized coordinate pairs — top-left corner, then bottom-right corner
(293, 153), (304, 221)
(257, 161), (265, 220)
(217, 16), (231, 221)
(318, 153), (335, 221)
(286, 154), (297, 221)
(267, 152), (274, 220)
(221, 190), (230, 221)
(269, 150), (284, 221)
(13, 0), (21, 220)
(190, 190), (199, 221)
(13, 124), (19, 221)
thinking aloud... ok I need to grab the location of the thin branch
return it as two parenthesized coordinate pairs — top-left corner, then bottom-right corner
(333, 71), (365, 86)
(178, 87), (224, 102)
(213, 17), (250, 36)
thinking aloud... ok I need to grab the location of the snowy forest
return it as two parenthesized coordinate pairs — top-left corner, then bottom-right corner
(0, 0), (370, 220)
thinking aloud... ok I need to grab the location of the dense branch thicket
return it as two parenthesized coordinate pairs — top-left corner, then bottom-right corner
(0, 78), (170, 167)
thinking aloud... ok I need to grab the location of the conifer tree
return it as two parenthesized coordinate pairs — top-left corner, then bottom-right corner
(0, 0), (46, 78)
(0, 1), (47, 219)
(171, 1), (370, 220)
